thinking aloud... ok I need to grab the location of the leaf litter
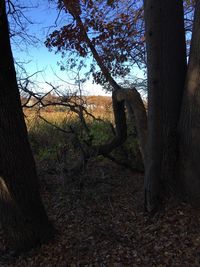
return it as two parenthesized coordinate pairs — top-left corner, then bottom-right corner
(1, 159), (200, 266)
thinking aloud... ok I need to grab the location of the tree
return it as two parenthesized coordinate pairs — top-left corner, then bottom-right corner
(46, 0), (145, 88)
(179, 0), (200, 205)
(46, 0), (147, 161)
(0, 0), (53, 252)
(144, 0), (187, 212)
(144, 0), (200, 211)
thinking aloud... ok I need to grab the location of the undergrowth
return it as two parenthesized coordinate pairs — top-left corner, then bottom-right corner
(26, 110), (143, 173)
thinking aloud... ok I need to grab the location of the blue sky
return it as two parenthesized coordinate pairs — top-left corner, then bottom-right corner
(11, 0), (144, 96)
(11, 0), (109, 95)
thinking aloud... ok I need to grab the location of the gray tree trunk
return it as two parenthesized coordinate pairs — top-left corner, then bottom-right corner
(116, 88), (147, 161)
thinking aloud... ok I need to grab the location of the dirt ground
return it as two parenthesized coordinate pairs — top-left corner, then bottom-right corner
(1, 159), (200, 266)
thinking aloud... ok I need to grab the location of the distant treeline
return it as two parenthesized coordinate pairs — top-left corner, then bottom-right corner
(21, 94), (112, 113)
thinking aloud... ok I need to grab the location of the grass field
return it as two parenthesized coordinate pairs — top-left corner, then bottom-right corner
(24, 105), (143, 176)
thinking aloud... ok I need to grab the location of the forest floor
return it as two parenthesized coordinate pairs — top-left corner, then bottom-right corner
(1, 158), (200, 266)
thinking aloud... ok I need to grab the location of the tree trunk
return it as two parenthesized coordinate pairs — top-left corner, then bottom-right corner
(179, 0), (200, 206)
(115, 88), (147, 160)
(0, 0), (54, 252)
(144, 0), (187, 212)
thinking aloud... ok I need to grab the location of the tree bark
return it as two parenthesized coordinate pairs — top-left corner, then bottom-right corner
(144, 0), (187, 212)
(0, 0), (54, 252)
(115, 88), (147, 160)
(179, 0), (200, 205)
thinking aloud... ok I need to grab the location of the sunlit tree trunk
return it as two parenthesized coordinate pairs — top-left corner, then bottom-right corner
(0, 0), (53, 252)
(179, 0), (200, 205)
(144, 0), (187, 212)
